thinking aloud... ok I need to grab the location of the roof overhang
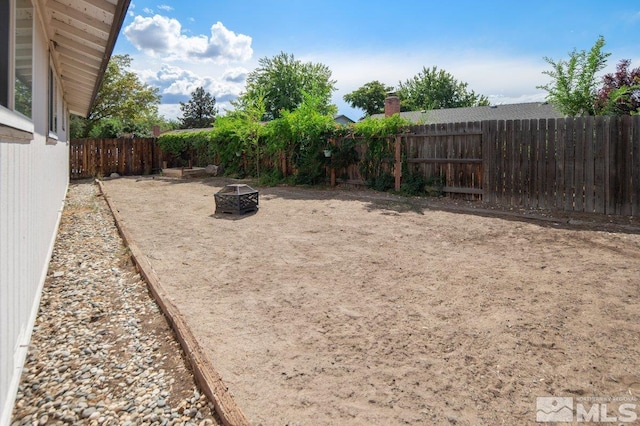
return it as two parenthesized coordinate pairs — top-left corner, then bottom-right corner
(37, 0), (131, 117)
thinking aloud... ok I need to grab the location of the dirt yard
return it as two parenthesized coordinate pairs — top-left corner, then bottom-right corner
(101, 176), (640, 425)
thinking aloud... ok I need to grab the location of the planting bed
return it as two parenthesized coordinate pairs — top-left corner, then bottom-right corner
(101, 176), (640, 425)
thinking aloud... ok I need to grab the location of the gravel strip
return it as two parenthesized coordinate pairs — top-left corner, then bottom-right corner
(11, 181), (221, 426)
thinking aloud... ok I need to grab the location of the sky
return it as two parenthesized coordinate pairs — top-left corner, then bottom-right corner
(113, 1), (640, 121)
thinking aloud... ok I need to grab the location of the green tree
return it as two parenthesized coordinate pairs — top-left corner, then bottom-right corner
(179, 86), (218, 129)
(538, 36), (610, 116)
(397, 66), (489, 112)
(241, 52), (337, 120)
(343, 80), (394, 117)
(226, 93), (266, 176)
(72, 54), (161, 138)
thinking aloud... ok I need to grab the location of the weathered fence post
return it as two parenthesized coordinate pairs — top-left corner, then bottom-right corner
(394, 135), (402, 191)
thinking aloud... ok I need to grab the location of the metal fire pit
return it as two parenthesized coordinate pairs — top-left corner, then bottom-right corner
(214, 184), (259, 215)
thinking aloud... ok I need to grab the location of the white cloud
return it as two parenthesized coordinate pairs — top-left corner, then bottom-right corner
(137, 63), (247, 118)
(142, 7), (153, 14)
(157, 4), (173, 11)
(124, 15), (253, 63)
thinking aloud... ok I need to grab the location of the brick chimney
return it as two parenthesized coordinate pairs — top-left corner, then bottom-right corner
(384, 92), (400, 117)
(152, 125), (160, 137)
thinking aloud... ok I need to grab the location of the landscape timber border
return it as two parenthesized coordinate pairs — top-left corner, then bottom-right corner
(96, 179), (249, 426)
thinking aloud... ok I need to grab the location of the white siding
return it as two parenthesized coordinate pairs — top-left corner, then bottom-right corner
(0, 14), (69, 425)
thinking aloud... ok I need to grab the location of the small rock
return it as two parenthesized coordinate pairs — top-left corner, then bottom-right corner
(110, 173), (120, 178)
(82, 407), (97, 419)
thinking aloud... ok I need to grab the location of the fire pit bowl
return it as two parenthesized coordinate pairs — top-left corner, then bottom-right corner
(214, 184), (259, 215)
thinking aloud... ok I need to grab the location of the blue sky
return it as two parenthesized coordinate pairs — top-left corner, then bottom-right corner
(114, 1), (640, 121)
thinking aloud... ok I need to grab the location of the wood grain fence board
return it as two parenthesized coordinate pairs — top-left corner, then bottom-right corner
(496, 120), (506, 205)
(544, 119), (556, 210)
(521, 119), (531, 208)
(562, 117), (574, 211)
(605, 117), (619, 214)
(584, 118), (595, 212)
(574, 117), (585, 211)
(528, 119), (538, 208)
(535, 119), (546, 209)
(407, 158), (482, 164)
(482, 119), (494, 204)
(621, 115), (633, 216)
(509, 120), (518, 206)
(553, 118), (566, 210)
(504, 120), (513, 206)
(633, 115), (640, 216)
(473, 122), (482, 193)
(593, 117), (606, 214)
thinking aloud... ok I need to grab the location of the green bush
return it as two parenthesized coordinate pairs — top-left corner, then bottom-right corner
(366, 173), (395, 192)
(400, 172), (427, 196)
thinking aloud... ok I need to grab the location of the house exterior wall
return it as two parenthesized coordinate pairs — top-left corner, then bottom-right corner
(0, 5), (70, 424)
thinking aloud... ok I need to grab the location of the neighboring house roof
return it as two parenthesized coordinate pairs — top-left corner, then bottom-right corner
(334, 114), (355, 125)
(43, 0), (131, 116)
(372, 102), (564, 124)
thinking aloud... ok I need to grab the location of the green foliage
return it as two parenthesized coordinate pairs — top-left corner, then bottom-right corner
(88, 118), (124, 138)
(367, 173), (395, 192)
(397, 66), (489, 112)
(596, 59), (640, 116)
(424, 175), (445, 197)
(330, 138), (359, 170)
(225, 94), (267, 177)
(399, 172), (427, 196)
(179, 86), (218, 129)
(343, 80), (394, 117)
(279, 92), (336, 184)
(158, 94), (414, 191)
(74, 54), (161, 138)
(157, 129), (216, 167)
(241, 52), (337, 121)
(258, 168), (287, 186)
(538, 36), (610, 116)
(354, 115), (410, 181)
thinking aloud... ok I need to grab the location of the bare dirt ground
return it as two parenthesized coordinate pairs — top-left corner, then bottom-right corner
(101, 176), (640, 425)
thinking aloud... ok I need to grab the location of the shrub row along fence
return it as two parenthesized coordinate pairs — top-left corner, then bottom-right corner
(70, 115), (639, 216)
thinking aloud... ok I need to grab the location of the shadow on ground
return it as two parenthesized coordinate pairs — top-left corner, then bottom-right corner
(90, 175), (640, 235)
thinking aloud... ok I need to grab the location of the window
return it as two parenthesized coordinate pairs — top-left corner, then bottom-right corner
(48, 66), (57, 134)
(0, 0), (33, 120)
(14, 0), (33, 118)
(0, 0), (10, 108)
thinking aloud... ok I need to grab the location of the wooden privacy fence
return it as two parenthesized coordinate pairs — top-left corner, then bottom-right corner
(70, 117), (639, 216)
(398, 115), (640, 216)
(482, 115), (639, 216)
(70, 138), (162, 179)
(403, 121), (483, 196)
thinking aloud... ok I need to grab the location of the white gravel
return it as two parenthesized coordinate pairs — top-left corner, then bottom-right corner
(10, 181), (220, 426)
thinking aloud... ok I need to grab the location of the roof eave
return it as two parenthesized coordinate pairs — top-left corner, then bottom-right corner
(85, 0), (130, 117)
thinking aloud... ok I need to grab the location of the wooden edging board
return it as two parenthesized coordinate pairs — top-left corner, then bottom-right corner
(96, 179), (249, 426)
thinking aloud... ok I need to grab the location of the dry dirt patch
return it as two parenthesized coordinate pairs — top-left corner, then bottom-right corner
(101, 176), (640, 425)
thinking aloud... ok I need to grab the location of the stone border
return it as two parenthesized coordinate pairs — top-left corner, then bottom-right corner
(96, 180), (249, 426)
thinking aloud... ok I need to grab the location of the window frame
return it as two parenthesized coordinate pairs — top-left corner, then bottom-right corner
(0, 0), (34, 135)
